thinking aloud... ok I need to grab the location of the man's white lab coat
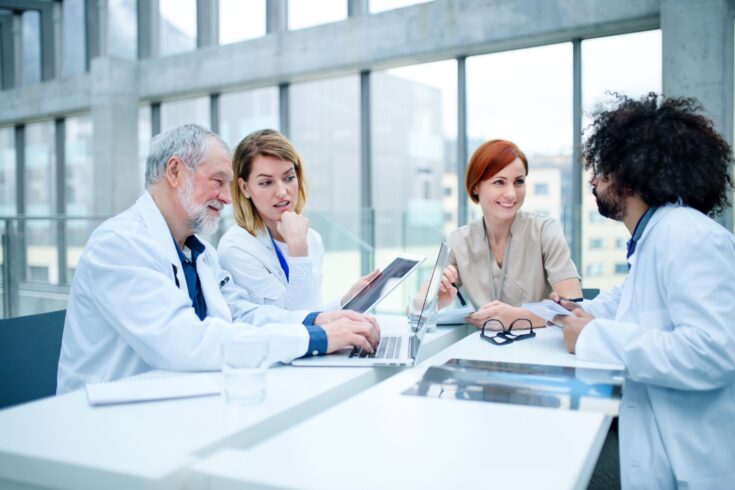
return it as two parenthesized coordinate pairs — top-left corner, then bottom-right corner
(57, 192), (313, 394)
(578, 203), (735, 489)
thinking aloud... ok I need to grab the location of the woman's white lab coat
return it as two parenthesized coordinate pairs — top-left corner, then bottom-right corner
(218, 224), (340, 311)
(577, 204), (735, 489)
(57, 192), (313, 394)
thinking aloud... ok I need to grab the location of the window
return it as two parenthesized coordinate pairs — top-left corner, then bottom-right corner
(290, 76), (360, 301)
(0, 127), (15, 215)
(589, 238), (604, 250)
(219, 87), (279, 150)
(288, 0), (346, 30)
(160, 97), (211, 132)
(24, 121), (58, 285)
(22, 10), (41, 85)
(220, 0), (265, 44)
(614, 263), (628, 274)
(138, 105), (152, 191)
(370, 0), (432, 13)
(585, 263), (602, 277)
(467, 44), (572, 234)
(615, 238), (626, 249)
(65, 115), (94, 280)
(28, 266), (49, 283)
(160, 0), (197, 56)
(534, 183), (549, 196)
(581, 30), (661, 291)
(63, 0), (86, 76)
(372, 60), (457, 254)
(109, 0), (137, 60)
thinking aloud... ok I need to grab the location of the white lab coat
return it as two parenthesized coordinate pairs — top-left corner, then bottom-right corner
(218, 224), (340, 311)
(57, 192), (313, 394)
(577, 203), (735, 489)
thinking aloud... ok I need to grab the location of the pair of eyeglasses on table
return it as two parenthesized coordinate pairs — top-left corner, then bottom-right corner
(480, 318), (536, 346)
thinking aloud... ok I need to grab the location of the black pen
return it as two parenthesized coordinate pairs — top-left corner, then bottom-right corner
(451, 282), (467, 307)
(561, 297), (584, 303)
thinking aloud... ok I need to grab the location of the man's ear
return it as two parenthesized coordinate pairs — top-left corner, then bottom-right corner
(165, 156), (182, 187)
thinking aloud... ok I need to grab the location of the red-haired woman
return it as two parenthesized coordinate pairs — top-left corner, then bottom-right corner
(440, 139), (582, 329)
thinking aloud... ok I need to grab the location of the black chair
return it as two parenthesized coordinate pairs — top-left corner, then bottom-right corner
(582, 288), (600, 300)
(0, 310), (66, 409)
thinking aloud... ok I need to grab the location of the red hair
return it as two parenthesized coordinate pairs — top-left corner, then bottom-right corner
(465, 139), (528, 203)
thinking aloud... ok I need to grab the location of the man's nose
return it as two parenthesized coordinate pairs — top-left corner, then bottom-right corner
(220, 183), (232, 205)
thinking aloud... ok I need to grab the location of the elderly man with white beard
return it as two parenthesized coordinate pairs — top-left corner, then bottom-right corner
(57, 124), (379, 393)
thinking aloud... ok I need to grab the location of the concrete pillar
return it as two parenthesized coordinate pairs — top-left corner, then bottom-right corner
(91, 57), (140, 214)
(52, 1), (63, 79)
(137, 0), (160, 59)
(39, 1), (56, 80)
(266, 0), (287, 33)
(0, 13), (15, 89)
(12, 13), (22, 86)
(196, 0), (219, 47)
(348, 0), (368, 17)
(661, 0), (734, 227)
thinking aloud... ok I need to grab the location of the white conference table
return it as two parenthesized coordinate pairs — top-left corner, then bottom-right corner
(0, 316), (469, 490)
(189, 327), (624, 490)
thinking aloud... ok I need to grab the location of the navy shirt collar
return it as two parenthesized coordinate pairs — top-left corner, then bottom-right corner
(626, 206), (658, 269)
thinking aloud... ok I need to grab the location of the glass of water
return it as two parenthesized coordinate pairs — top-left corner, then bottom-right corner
(221, 336), (270, 404)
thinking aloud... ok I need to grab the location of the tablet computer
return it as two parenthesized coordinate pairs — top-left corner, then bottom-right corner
(341, 254), (426, 314)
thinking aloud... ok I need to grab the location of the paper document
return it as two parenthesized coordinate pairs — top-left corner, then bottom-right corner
(436, 305), (475, 325)
(521, 300), (572, 324)
(86, 372), (221, 406)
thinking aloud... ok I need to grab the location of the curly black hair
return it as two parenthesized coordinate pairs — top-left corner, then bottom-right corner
(583, 93), (733, 216)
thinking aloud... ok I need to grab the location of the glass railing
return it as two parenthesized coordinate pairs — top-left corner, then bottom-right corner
(0, 216), (108, 318)
(0, 208), (448, 319)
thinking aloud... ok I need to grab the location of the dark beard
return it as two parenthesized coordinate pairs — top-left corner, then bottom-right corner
(593, 187), (624, 221)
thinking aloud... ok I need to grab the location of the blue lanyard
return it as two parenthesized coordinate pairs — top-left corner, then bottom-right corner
(269, 233), (290, 283)
(626, 206), (658, 270)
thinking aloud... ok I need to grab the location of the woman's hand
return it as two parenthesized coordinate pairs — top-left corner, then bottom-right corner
(277, 211), (309, 256)
(437, 265), (459, 309)
(341, 268), (380, 306)
(465, 301), (525, 329)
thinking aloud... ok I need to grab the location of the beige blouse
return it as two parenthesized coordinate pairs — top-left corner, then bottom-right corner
(447, 212), (580, 308)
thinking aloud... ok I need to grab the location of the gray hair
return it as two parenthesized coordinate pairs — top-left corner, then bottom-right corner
(144, 123), (229, 188)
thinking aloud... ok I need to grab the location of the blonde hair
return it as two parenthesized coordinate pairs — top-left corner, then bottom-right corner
(231, 129), (308, 235)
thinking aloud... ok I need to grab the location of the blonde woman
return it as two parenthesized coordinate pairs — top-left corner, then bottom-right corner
(218, 129), (377, 311)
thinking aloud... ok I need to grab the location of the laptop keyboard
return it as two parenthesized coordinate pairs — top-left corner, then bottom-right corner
(349, 336), (402, 359)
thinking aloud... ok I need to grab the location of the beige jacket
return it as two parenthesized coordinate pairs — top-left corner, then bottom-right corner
(447, 212), (579, 308)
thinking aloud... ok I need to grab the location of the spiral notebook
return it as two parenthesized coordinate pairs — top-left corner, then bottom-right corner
(85, 372), (222, 406)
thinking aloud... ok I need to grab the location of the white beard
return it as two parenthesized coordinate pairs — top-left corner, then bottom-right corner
(177, 177), (221, 236)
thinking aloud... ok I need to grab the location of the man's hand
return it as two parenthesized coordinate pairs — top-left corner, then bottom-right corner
(315, 310), (380, 353)
(276, 211), (309, 256)
(554, 307), (595, 354)
(341, 268), (380, 306)
(465, 300), (524, 329)
(314, 311), (380, 353)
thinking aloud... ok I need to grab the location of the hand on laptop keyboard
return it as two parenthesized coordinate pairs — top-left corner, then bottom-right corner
(318, 311), (381, 354)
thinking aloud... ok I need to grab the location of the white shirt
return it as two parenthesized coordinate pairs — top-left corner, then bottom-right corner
(218, 224), (340, 311)
(577, 204), (735, 489)
(57, 192), (312, 394)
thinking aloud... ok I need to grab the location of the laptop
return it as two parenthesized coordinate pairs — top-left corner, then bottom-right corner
(341, 254), (425, 314)
(292, 242), (449, 367)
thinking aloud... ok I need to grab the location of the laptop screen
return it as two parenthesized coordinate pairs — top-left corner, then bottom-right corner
(409, 243), (449, 358)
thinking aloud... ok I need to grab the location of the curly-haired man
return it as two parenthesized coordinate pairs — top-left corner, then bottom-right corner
(554, 94), (735, 489)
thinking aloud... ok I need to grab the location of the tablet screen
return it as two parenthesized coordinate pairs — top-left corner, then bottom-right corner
(341, 256), (423, 313)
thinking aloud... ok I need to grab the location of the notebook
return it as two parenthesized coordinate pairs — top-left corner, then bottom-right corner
(85, 372), (221, 406)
